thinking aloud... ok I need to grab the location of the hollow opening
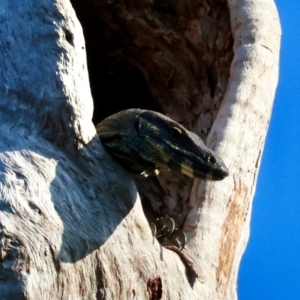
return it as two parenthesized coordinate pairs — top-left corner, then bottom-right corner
(70, 0), (233, 233)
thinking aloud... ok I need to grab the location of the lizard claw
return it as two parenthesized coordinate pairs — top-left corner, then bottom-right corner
(166, 228), (186, 250)
(150, 217), (186, 250)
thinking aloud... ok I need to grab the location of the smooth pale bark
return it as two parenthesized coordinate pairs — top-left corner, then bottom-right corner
(0, 1), (280, 300)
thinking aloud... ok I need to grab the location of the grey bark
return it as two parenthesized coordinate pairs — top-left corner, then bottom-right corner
(0, 0), (281, 299)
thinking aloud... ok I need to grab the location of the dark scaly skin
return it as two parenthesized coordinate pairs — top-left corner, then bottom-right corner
(96, 109), (229, 181)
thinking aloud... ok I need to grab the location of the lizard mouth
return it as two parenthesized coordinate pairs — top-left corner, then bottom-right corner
(180, 163), (229, 181)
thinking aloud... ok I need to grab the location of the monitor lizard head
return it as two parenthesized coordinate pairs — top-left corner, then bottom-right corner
(97, 109), (229, 181)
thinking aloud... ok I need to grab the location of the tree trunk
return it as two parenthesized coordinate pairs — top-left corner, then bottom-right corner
(0, 0), (281, 299)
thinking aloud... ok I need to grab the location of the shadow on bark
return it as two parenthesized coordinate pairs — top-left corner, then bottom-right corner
(0, 126), (136, 298)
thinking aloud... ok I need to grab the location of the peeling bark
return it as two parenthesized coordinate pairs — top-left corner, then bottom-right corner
(0, 0), (280, 299)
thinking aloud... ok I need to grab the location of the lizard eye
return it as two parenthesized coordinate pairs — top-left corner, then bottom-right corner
(207, 156), (216, 164)
(170, 127), (182, 139)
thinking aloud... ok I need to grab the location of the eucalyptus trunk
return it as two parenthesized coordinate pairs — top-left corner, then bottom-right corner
(0, 0), (281, 299)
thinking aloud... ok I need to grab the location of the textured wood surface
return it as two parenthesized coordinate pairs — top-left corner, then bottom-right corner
(0, 0), (280, 299)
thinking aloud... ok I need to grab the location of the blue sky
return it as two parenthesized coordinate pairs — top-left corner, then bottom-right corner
(238, 1), (300, 299)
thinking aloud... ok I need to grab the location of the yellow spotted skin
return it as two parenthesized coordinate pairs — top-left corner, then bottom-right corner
(180, 164), (194, 179)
